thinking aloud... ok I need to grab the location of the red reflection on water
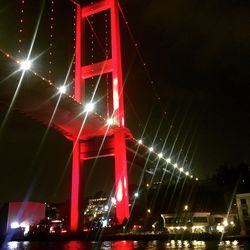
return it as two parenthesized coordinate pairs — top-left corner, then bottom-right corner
(64, 241), (87, 250)
(111, 241), (134, 250)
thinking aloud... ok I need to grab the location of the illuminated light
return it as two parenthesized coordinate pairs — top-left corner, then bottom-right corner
(192, 240), (197, 246)
(191, 175), (193, 178)
(232, 240), (238, 246)
(7, 242), (18, 249)
(182, 226), (187, 230)
(111, 197), (116, 205)
(223, 219), (228, 227)
(102, 219), (108, 227)
(230, 221), (235, 226)
(20, 59), (31, 71)
(173, 163), (178, 168)
(84, 102), (94, 112)
(195, 177), (199, 181)
(185, 171), (189, 176)
(149, 147), (154, 152)
(216, 224), (224, 232)
(138, 139), (142, 144)
(58, 85), (66, 94)
(11, 222), (19, 229)
(107, 118), (114, 125)
(158, 153), (163, 158)
(147, 209), (151, 213)
(225, 241), (231, 246)
(124, 177), (127, 189)
(192, 225), (204, 230)
(113, 78), (119, 111)
(20, 222), (29, 235)
(116, 180), (123, 202)
(51, 219), (62, 223)
(184, 205), (188, 211)
(166, 158), (171, 163)
(146, 183), (149, 188)
(218, 242), (224, 247)
(134, 192), (139, 198)
(177, 240), (182, 246)
(179, 167), (184, 172)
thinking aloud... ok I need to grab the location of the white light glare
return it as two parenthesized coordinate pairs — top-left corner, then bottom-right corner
(158, 153), (163, 158)
(20, 222), (29, 235)
(138, 139), (142, 144)
(223, 219), (228, 227)
(232, 240), (238, 246)
(185, 171), (189, 176)
(20, 60), (31, 71)
(149, 147), (154, 152)
(179, 167), (184, 172)
(11, 222), (19, 229)
(173, 163), (178, 168)
(134, 192), (139, 198)
(107, 118), (114, 125)
(58, 85), (66, 94)
(84, 102), (95, 112)
(216, 225), (224, 233)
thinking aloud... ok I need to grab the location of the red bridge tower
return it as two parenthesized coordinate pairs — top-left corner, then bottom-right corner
(70, 0), (131, 231)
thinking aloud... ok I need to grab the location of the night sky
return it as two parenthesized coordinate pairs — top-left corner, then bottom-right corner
(0, 0), (250, 204)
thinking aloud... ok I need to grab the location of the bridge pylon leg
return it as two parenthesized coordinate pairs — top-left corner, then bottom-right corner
(114, 129), (129, 224)
(70, 0), (131, 231)
(70, 140), (80, 232)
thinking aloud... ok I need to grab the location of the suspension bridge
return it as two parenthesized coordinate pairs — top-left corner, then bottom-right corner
(0, 0), (199, 232)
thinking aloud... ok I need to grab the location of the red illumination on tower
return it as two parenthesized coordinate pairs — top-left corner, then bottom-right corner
(70, 0), (130, 231)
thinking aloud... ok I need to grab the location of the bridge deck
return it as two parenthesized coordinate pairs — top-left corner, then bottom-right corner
(0, 53), (177, 180)
(0, 54), (129, 141)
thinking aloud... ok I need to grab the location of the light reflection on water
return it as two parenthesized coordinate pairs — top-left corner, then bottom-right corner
(1, 240), (248, 250)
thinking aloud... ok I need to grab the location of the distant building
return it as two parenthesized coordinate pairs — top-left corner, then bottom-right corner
(236, 193), (250, 235)
(209, 213), (237, 233)
(83, 197), (116, 229)
(161, 212), (210, 233)
(0, 202), (46, 236)
(161, 212), (237, 234)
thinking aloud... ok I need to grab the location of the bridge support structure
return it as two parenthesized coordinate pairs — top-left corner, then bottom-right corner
(70, 0), (130, 231)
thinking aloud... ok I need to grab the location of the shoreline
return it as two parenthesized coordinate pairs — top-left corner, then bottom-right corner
(1, 232), (250, 242)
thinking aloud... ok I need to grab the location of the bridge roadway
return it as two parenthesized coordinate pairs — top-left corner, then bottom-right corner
(0, 54), (126, 141)
(0, 53), (174, 180)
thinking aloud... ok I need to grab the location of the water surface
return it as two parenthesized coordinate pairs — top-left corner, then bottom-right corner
(1, 240), (249, 250)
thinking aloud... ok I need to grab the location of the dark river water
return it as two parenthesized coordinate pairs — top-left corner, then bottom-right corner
(0, 240), (249, 250)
